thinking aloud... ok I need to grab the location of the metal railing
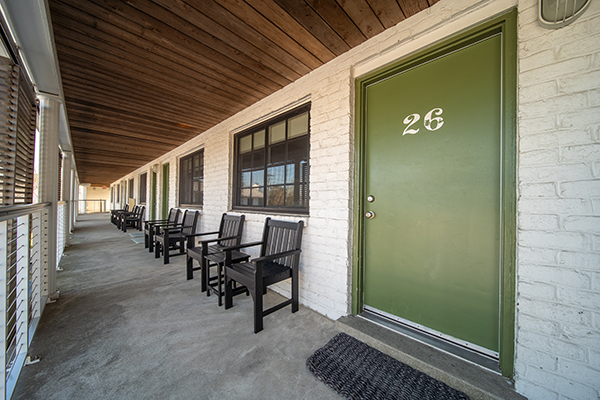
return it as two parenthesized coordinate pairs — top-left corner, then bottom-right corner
(77, 199), (106, 214)
(0, 203), (52, 400)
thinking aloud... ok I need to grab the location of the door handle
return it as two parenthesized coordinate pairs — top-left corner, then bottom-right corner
(365, 211), (375, 219)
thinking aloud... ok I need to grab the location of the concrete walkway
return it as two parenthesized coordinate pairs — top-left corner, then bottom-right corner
(13, 213), (342, 400)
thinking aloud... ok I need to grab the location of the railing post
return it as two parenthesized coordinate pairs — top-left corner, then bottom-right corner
(14, 214), (30, 362)
(29, 211), (41, 334)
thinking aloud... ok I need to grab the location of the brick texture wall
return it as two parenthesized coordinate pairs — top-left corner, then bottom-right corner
(112, 0), (600, 398)
(515, 0), (600, 398)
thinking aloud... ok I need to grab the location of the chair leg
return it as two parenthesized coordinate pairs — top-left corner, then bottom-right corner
(144, 232), (149, 248)
(148, 227), (154, 252)
(217, 263), (223, 307)
(163, 245), (170, 264)
(186, 256), (194, 280)
(200, 255), (208, 292)
(155, 240), (160, 259)
(253, 279), (263, 334)
(224, 276), (233, 309)
(292, 268), (299, 313)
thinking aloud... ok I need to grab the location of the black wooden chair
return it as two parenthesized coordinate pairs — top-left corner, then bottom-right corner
(121, 205), (145, 232)
(223, 218), (304, 333)
(154, 210), (199, 264)
(186, 213), (245, 281)
(144, 208), (180, 252)
(110, 204), (129, 225)
(116, 205), (139, 229)
(185, 214), (248, 306)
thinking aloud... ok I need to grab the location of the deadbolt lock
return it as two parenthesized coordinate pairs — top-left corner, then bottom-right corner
(365, 211), (375, 219)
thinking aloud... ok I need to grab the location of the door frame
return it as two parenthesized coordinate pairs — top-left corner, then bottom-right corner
(151, 170), (157, 220)
(161, 163), (170, 220)
(352, 10), (517, 378)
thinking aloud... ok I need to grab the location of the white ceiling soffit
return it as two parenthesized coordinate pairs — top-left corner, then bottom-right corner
(0, 0), (73, 154)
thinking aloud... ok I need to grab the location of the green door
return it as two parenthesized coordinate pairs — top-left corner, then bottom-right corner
(161, 163), (169, 219)
(151, 171), (157, 220)
(363, 34), (502, 354)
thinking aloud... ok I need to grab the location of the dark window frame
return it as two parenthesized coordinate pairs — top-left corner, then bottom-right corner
(179, 148), (204, 208)
(232, 103), (310, 215)
(139, 172), (147, 204)
(128, 178), (134, 201)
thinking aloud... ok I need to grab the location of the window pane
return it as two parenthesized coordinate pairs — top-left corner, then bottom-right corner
(240, 189), (250, 205)
(254, 150), (265, 169)
(269, 121), (285, 144)
(251, 187), (264, 206)
(301, 161), (309, 183)
(241, 171), (251, 187)
(254, 130), (265, 149)
(267, 165), (285, 185)
(251, 170), (264, 187)
(288, 112), (308, 138)
(287, 136), (307, 162)
(299, 183), (308, 207)
(240, 154), (252, 170)
(286, 164), (295, 184)
(285, 185), (295, 206)
(267, 185), (285, 206)
(268, 142), (285, 165)
(239, 135), (252, 154)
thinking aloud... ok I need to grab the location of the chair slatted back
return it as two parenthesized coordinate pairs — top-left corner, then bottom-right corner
(181, 210), (199, 236)
(260, 218), (304, 267)
(218, 214), (245, 247)
(167, 208), (180, 224)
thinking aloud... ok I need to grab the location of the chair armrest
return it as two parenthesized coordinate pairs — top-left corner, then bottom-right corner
(162, 225), (190, 232)
(198, 234), (240, 245)
(144, 218), (169, 224)
(252, 249), (301, 264)
(186, 231), (219, 238)
(222, 241), (264, 252)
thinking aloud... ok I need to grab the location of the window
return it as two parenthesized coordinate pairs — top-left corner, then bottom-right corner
(128, 178), (134, 200)
(179, 149), (204, 207)
(233, 104), (310, 213)
(139, 173), (147, 203)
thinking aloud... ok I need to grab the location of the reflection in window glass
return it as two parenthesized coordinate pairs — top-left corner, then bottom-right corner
(234, 104), (310, 212)
(179, 149), (204, 206)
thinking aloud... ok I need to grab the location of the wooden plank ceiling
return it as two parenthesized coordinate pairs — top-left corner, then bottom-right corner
(49, 0), (436, 186)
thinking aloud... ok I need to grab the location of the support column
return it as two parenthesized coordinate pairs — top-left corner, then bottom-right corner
(80, 186), (87, 214)
(61, 150), (72, 245)
(69, 168), (77, 230)
(38, 95), (60, 301)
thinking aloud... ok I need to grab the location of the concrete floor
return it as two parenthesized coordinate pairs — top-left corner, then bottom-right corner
(13, 213), (342, 400)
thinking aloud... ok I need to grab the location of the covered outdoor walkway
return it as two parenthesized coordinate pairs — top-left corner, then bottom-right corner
(12, 214), (341, 399)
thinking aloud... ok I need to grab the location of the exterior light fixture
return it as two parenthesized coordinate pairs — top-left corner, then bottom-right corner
(538, 0), (592, 28)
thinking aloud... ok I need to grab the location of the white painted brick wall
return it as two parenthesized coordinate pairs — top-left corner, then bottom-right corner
(110, 0), (600, 398)
(515, 0), (600, 399)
